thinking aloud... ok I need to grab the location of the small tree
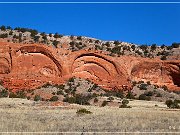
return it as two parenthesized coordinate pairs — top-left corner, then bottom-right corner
(34, 95), (41, 101)
(0, 33), (8, 38)
(139, 94), (151, 101)
(161, 55), (167, 60)
(49, 96), (59, 102)
(119, 99), (131, 108)
(0, 89), (8, 98)
(126, 91), (135, 99)
(101, 100), (108, 107)
(34, 36), (40, 43)
(54, 32), (63, 38)
(0, 25), (6, 31)
(53, 40), (59, 48)
(151, 44), (157, 51)
(165, 100), (180, 109)
(94, 97), (98, 103)
(76, 108), (92, 115)
(77, 36), (82, 40)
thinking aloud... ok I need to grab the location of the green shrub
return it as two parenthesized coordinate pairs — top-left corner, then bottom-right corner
(122, 99), (129, 105)
(107, 96), (114, 101)
(161, 55), (167, 60)
(0, 33), (8, 38)
(147, 81), (151, 85)
(126, 91), (135, 99)
(57, 90), (64, 95)
(131, 45), (136, 51)
(9, 93), (17, 98)
(101, 100), (108, 107)
(76, 108), (92, 115)
(103, 91), (124, 99)
(165, 100), (180, 109)
(33, 36), (40, 42)
(138, 83), (148, 90)
(151, 44), (157, 51)
(171, 43), (180, 48)
(63, 94), (92, 105)
(77, 36), (82, 40)
(63, 96), (76, 103)
(27, 96), (31, 100)
(13, 35), (19, 39)
(0, 89), (8, 98)
(114, 40), (120, 45)
(41, 82), (52, 88)
(68, 77), (75, 83)
(49, 33), (52, 37)
(145, 91), (153, 96)
(54, 32), (63, 38)
(135, 50), (142, 55)
(30, 30), (38, 37)
(162, 85), (168, 91)
(53, 40), (59, 48)
(156, 93), (162, 97)
(174, 99), (180, 104)
(49, 96), (59, 102)
(34, 95), (41, 101)
(161, 44), (166, 49)
(87, 84), (98, 92)
(9, 91), (26, 99)
(95, 40), (100, 44)
(119, 99), (131, 108)
(52, 92), (56, 95)
(0, 25), (6, 31)
(94, 97), (98, 103)
(9, 31), (13, 35)
(139, 94), (151, 101)
(139, 45), (148, 51)
(111, 46), (122, 55)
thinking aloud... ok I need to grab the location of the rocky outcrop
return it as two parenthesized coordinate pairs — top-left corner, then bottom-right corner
(0, 41), (180, 92)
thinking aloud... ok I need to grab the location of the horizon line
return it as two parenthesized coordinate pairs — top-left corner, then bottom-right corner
(0, 1), (180, 4)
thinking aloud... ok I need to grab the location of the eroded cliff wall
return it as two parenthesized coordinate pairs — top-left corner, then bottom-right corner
(0, 42), (179, 92)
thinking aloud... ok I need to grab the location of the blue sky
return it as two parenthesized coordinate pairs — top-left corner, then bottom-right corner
(0, 0), (180, 45)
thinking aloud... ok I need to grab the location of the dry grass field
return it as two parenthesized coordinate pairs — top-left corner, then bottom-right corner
(0, 98), (179, 134)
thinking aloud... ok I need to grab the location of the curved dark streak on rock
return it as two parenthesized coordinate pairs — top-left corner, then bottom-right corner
(19, 46), (62, 76)
(83, 61), (110, 76)
(0, 57), (11, 66)
(73, 53), (119, 75)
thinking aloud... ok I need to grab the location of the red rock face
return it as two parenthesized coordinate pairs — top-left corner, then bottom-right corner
(0, 41), (180, 92)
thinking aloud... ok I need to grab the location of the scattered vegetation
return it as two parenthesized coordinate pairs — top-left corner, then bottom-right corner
(119, 99), (131, 108)
(0, 89), (8, 98)
(34, 95), (41, 101)
(63, 94), (93, 105)
(139, 94), (151, 101)
(126, 91), (135, 99)
(8, 91), (26, 99)
(49, 96), (59, 102)
(101, 100), (108, 107)
(76, 108), (92, 115)
(165, 99), (180, 109)
(138, 83), (148, 90)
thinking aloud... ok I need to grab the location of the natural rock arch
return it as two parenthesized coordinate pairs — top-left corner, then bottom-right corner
(71, 53), (119, 79)
(16, 45), (63, 76)
(69, 51), (131, 90)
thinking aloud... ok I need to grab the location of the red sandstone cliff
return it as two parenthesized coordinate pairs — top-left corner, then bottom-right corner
(0, 41), (180, 92)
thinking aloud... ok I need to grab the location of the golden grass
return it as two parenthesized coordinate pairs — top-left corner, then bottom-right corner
(0, 98), (179, 134)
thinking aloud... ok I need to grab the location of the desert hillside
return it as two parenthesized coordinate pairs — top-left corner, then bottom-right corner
(0, 25), (180, 134)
